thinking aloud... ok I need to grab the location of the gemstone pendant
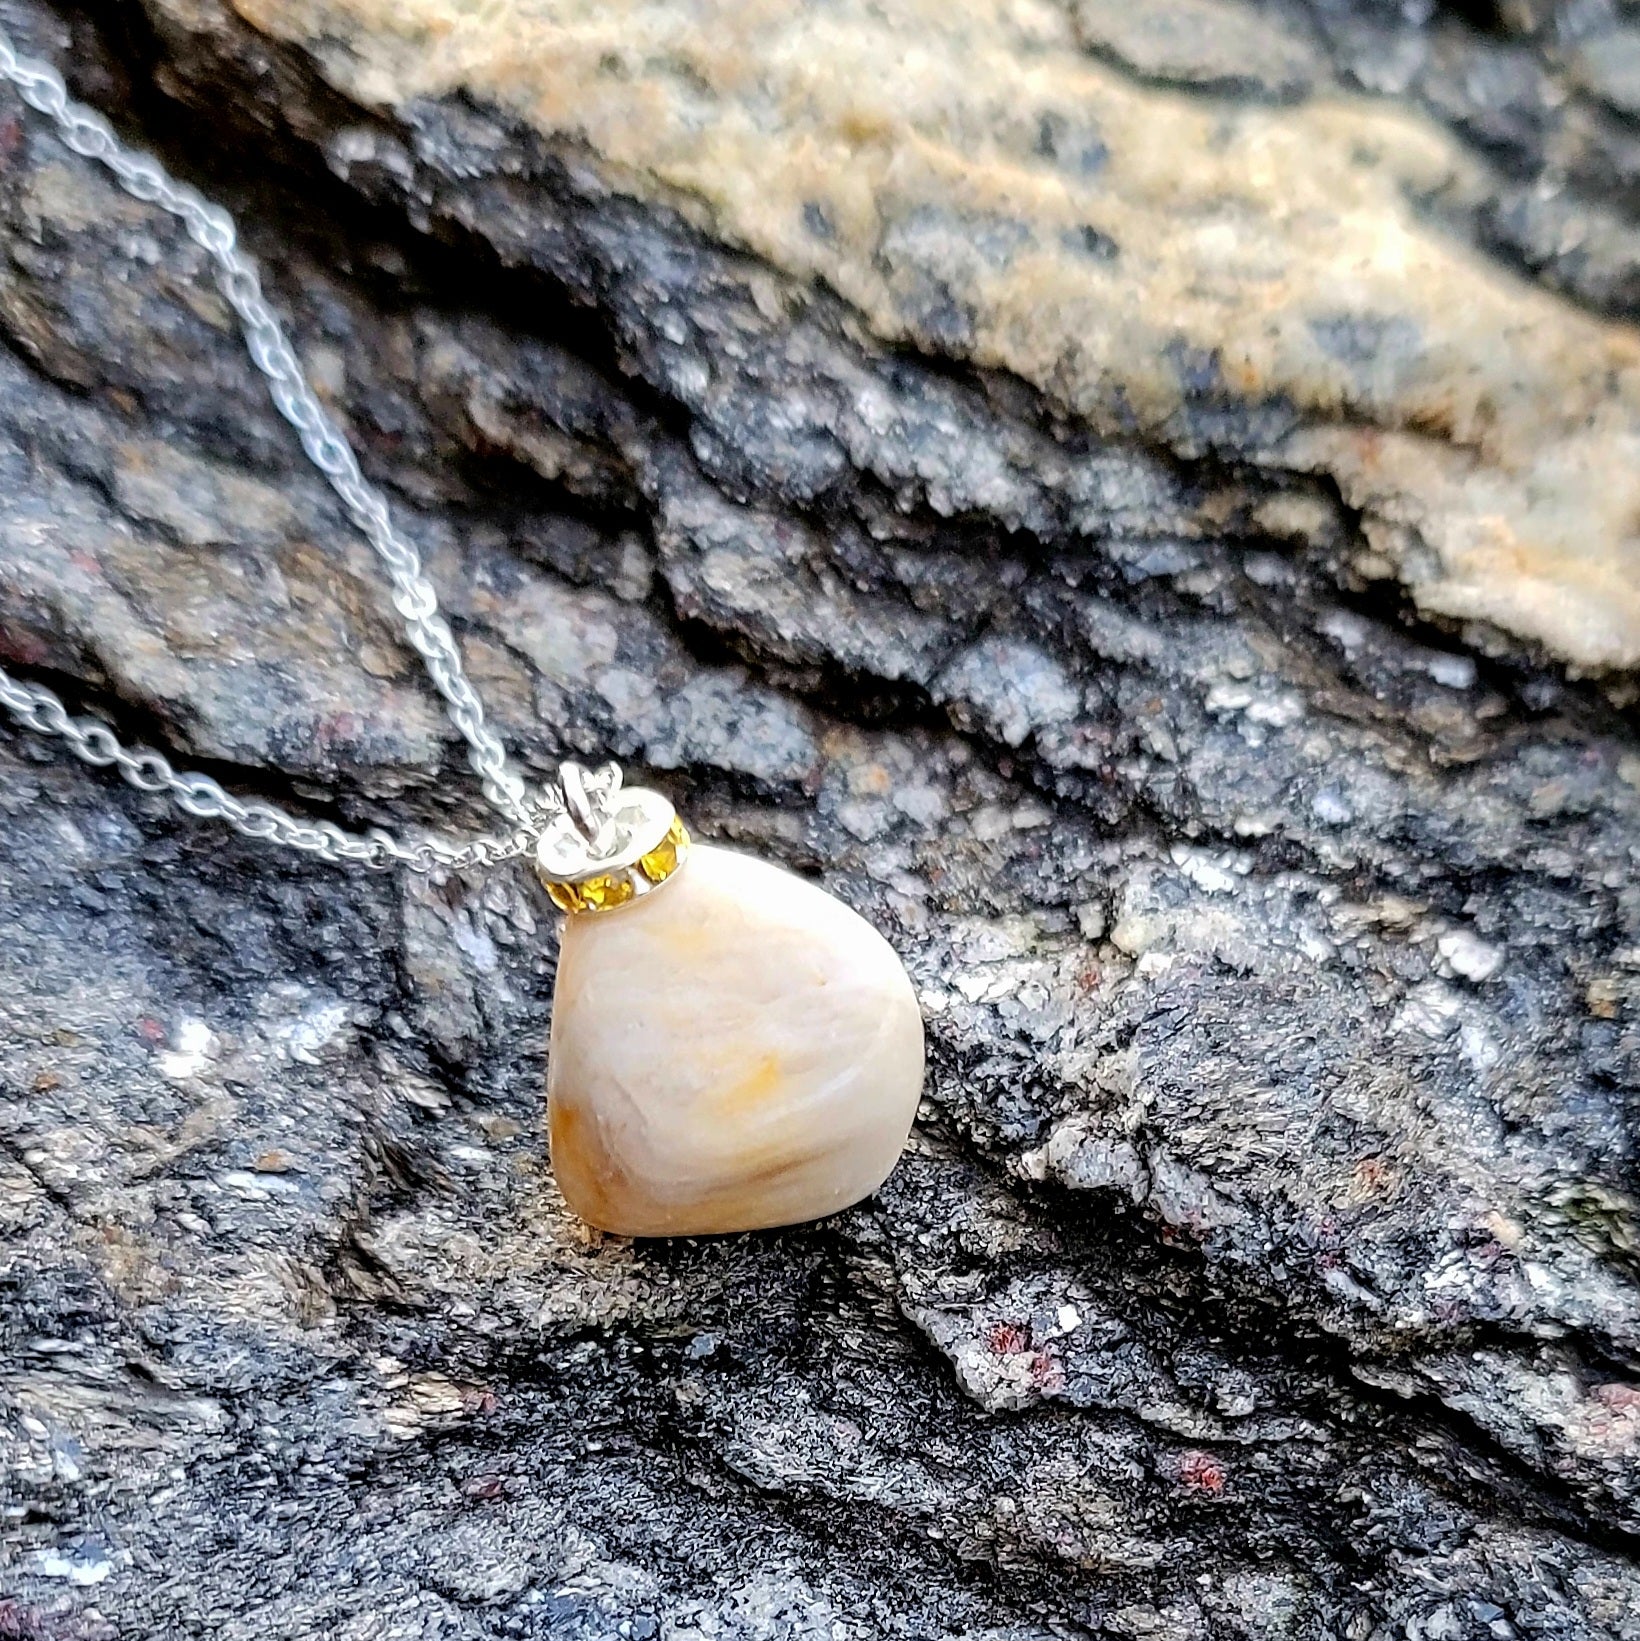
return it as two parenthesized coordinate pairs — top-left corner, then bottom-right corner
(536, 767), (925, 1236)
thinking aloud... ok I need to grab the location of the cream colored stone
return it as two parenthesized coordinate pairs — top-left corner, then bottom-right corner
(547, 844), (925, 1235)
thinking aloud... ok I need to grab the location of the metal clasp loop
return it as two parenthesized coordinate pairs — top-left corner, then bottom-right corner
(559, 760), (617, 850)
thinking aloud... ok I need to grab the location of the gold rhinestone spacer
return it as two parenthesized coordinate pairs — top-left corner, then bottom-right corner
(537, 794), (691, 915)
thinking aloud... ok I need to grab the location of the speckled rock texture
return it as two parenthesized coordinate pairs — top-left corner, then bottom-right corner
(0, 0), (1637, 1636)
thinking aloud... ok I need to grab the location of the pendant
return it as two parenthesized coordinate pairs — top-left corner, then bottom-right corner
(534, 765), (925, 1236)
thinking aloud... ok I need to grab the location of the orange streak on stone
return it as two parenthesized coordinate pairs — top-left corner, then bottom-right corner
(715, 1051), (783, 1116)
(549, 1099), (631, 1233)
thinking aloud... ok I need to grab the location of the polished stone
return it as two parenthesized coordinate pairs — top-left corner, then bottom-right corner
(548, 845), (925, 1235)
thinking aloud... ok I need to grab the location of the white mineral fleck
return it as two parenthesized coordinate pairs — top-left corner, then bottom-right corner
(1437, 929), (1504, 984)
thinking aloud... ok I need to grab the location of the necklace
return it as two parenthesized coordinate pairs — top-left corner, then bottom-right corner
(0, 32), (926, 1238)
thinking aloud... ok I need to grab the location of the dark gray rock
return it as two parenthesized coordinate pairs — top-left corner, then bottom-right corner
(0, 1), (1636, 1636)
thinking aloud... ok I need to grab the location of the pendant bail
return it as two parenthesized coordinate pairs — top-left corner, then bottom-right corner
(559, 760), (614, 849)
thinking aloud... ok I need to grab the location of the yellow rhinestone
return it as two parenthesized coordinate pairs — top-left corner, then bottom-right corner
(544, 879), (586, 914)
(638, 817), (689, 885)
(577, 871), (635, 911)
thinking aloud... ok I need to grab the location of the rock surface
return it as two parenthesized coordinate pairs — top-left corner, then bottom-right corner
(0, 0), (1636, 1636)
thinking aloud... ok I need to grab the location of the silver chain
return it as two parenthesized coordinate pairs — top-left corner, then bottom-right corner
(0, 666), (540, 872)
(0, 28), (555, 873)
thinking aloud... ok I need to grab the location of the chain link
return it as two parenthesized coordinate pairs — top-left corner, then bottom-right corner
(0, 28), (556, 872)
